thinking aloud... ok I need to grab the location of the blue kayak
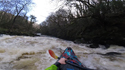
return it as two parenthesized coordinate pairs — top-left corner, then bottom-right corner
(57, 47), (94, 70)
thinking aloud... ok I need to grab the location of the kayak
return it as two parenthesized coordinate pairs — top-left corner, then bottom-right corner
(57, 47), (86, 70)
(49, 47), (94, 70)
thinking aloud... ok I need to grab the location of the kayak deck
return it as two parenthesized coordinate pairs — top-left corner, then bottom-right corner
(59, 47), (85, 67)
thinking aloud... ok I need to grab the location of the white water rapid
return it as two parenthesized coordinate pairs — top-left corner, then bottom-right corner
(0, 35), (125, 70)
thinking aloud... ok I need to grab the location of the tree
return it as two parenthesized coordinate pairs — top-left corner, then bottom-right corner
(0, 0), (34, 29)
(0, 0), (37, 35)
(30, 15), (37, 23)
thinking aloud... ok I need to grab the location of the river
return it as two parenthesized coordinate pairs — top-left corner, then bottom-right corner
(0, 35), (125, 70)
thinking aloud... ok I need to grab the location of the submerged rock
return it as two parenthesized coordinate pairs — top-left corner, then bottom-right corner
(74, 38), (86, 44)
(104, 52), (121, 56)
(88, 43), (99, 48)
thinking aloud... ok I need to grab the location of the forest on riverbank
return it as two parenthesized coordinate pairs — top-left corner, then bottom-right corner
(0, 0), (38, 36)
(0, 0), (125, 48)
(39, 0), (125, 48)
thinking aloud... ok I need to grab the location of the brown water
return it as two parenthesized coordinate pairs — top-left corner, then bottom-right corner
(0, 35), (125, 70)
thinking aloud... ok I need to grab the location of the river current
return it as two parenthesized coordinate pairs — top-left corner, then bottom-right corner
(0, 35), (125, 70)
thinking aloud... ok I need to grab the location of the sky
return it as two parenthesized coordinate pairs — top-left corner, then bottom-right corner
(28, 0), (64, 24)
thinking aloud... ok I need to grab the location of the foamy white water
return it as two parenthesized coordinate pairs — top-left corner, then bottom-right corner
(0, 35), (125, 70)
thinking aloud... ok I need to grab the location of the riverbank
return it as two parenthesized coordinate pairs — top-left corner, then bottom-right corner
(39, 14), (125, 48)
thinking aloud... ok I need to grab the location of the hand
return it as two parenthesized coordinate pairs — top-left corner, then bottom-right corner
(58, 58), (67, 64)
